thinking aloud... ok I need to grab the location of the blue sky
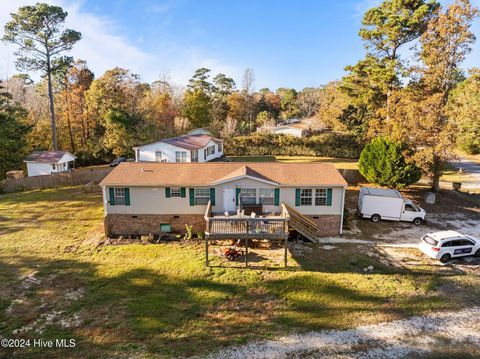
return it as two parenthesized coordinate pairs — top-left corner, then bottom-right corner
(1, 0), (479, 90)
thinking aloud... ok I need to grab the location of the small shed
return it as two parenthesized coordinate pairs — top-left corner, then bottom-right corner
(24, 151), (76, 177)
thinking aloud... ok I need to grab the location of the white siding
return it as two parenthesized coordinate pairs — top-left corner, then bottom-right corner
(136, 139), (223, 163)
(201, 139), (223, 162)
(136, 142), (191, 162)
(103, 179), (344, 217)
(26, 162), (54, 177)
(104, 186), (206, 215)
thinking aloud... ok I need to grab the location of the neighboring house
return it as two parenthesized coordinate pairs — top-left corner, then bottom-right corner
(24, 151), (76, 177)
(100, 162), (347, 238)
(133, 130), (224, 163)
(259, 119), (312, 138)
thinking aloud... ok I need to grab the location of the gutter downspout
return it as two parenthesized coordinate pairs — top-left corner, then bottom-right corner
(339, 186), (346, 235)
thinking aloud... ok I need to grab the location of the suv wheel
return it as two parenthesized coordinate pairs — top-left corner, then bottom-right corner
(371, 214), (381, 223)
(440, 253), (451, 263)
(475, 249), (480, 258)
(413, 218), (423, 225)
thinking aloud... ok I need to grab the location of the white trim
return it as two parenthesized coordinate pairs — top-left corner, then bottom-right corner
(211, 174), (279, 186)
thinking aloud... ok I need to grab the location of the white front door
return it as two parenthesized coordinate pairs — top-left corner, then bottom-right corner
(223, 188), (236, 212)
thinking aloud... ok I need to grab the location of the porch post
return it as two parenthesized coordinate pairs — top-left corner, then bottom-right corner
(205, 238), (209, 267)
(284, 238), (288, 268)
(245, 238), (248, 267)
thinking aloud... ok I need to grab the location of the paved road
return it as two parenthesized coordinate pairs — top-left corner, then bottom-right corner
(449, 157), (480, 188)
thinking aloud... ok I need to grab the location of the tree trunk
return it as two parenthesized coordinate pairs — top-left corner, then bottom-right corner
(46, 59), (58, 151)
(431, 156), (442, 192)
(386, 88), (391, 122)
(66, 95), (75, 153)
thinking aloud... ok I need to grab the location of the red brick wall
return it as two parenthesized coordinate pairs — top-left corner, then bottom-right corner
(307, 214), (342, 236)
(104, 214), (205, 236)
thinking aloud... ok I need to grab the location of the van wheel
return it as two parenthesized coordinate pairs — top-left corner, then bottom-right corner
(440, 254), (451, 263)
(371, 214), (381, 223)
(413, 218), (423, 225)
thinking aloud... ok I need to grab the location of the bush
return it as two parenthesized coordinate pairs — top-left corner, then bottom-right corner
(358, 137), (421, 188)
(224, 133), (362, 159)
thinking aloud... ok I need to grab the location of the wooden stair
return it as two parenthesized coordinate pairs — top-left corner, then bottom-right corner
(283, 204), (320, 241)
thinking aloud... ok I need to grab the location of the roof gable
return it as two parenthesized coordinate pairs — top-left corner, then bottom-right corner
(211, 166), (279, 185)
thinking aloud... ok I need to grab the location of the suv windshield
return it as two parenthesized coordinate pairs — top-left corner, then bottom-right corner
(423, 235), (438, 246)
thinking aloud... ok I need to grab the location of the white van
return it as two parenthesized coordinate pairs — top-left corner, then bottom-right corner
(358, 187), (426, 225)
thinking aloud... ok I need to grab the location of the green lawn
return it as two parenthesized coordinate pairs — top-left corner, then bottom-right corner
(227, 155), (359, 169)
(1, 187), (480, 358)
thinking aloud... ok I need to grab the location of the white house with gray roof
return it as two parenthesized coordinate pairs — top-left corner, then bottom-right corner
(133, 129), (224, 163)
(24, 151), (76, 177)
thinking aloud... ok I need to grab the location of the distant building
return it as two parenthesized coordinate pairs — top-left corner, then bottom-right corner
(133, 129), (224, 163)
(24, 151), (76, 177)
(259, 119), (312, 138)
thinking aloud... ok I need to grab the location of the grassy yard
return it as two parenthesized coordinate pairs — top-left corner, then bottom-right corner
(227, 155), (359, 169)
(1, 187), (480, 358)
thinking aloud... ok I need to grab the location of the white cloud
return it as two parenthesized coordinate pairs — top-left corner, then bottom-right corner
(0, 0), (242, 86)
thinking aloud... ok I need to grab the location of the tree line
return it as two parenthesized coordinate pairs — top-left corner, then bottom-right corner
(1, 1), (479, 192)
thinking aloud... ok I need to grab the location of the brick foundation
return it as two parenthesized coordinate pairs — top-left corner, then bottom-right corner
(307, 214), (342, 236)
(104, 214), (205, 237)
(104, 213), (342, 238)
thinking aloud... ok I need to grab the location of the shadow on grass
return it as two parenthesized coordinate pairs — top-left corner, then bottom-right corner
(1, 248), (479, 358)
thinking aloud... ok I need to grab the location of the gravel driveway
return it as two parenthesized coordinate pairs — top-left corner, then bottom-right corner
(209, 307), (480, 359)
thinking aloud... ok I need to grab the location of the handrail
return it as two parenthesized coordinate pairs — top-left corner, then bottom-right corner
(204, 200), (212, 220)
(280, 203), (290, 219)
(283, 204), (320, 229)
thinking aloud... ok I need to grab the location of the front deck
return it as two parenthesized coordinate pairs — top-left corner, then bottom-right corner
(203, 201), (290, 267)
(204, 201), (290, 240)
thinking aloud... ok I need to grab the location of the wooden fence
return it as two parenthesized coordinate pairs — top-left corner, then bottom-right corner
(0, 167), (113, 193)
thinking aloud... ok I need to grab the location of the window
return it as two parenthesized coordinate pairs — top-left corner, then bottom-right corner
(259, 189), (274, 205)
(114, 188), (126, 205)
(404, 204), (417, 212)
(155, 151), (162, 162)
(170, 187), (181, 197)
(52, 164), (56, 170)
(194, 188), (210, 205)
(315, 189), (327, 206)
(423, 236), (438, 246)
(241, 188), (257, 205)
(191, 150), (198, 162)
(300, 189), (312, 206)
(218, 142), (223, 152)
(175, 151), (187, 162)
(204, 145), (215, 158)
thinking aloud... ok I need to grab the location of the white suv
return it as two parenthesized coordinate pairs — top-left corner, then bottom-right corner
(419, 230), (480, 263)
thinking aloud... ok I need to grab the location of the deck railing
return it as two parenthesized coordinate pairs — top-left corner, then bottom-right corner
(204, 201), (290, 240)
